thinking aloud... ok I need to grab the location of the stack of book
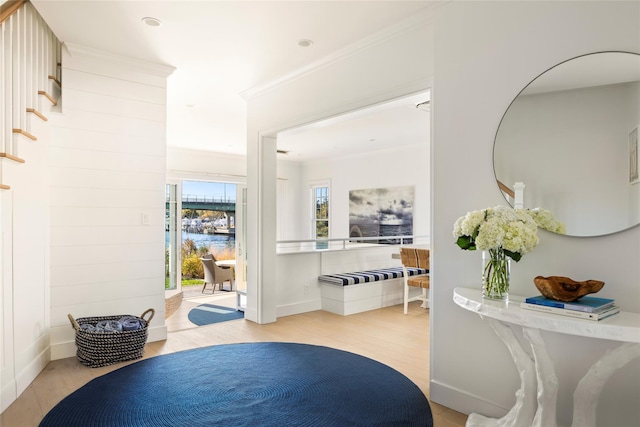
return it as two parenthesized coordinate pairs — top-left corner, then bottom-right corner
(520, 295), (619, 321)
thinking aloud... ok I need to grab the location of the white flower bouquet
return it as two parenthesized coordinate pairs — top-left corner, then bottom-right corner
(453, 205), (565, 299)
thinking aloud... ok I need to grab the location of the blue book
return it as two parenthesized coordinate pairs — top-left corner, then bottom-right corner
(524, 295), (615, 313)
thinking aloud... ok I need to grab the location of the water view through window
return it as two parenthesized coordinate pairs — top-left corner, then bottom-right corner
(165, 181), (237, 289)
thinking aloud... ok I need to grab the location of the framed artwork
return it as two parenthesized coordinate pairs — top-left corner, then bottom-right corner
(349, 185), (414, 244)
(630, 126), (639, 184)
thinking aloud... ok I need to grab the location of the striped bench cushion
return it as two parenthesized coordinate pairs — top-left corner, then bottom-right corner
(318, 267), (428, 286)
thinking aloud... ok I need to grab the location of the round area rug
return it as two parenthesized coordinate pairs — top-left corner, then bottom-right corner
(40, 342), (433, 427)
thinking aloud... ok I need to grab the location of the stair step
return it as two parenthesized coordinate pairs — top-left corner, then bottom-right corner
(48, 75), (61, 88)
(0, 153), (26, 163)
(38, 90), (57, 106)
(12, 129), (37, 141)
(26, 108), (48, 121)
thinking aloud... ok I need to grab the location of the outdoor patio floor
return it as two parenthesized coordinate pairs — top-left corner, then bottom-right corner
(166, 285), (238, 332)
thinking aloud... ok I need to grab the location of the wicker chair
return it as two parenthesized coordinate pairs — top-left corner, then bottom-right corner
(200, 257), (234, 293)
(399, 247), (430, 314)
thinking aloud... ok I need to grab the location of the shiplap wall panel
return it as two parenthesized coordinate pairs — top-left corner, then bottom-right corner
(62, 68), (167, 104)
(50, 278), (162, 311)
(48, 146), (165, 173)
(49, 108), (166, 139)
(48, 46), (173, 360)
(49, 167), (163, 190)
(50, 187), (164, 209)
(51, 242), (162, 266)
(48, 127), (165, 156)
(50, 226), (162, 246)
(63, 88), (167, 122)
(50, 207), (164, 227)
(50, 260), (163, 288)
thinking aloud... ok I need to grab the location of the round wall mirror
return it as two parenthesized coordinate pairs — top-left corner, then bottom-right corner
(493, 51), (640, 237)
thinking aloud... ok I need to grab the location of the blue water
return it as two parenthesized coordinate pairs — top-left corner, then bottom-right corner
(166, 231), (235, 251)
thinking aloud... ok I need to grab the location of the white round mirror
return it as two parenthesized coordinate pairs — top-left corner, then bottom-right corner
(493, 51), (640, 237)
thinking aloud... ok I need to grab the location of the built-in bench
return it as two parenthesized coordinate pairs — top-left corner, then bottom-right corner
(318, 266), (428, 315)
(318, 267), (428, 286)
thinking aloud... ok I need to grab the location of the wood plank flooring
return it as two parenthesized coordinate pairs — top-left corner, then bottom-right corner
(1, 298), (468, 427)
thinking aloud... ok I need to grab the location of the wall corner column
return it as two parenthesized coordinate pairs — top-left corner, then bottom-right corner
(246, 131), (277, 324)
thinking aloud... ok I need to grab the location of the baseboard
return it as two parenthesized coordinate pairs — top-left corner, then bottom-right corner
(15, 345), (51, 397)
(430, 379), (508, 420)
(51, 340), (77, 360)
(277, 299), (322, 318)
(148, 325), (167, 343)
(1, 370), (17, 414)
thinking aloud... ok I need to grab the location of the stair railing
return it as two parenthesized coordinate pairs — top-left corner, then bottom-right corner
(1, 0), (61, 190)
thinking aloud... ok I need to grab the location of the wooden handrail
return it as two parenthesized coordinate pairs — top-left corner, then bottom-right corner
(0, 0), (27, 25)
(497, 180), (515, 198)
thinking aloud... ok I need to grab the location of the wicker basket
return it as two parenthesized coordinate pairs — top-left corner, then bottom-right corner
(68, 308), (155, 368)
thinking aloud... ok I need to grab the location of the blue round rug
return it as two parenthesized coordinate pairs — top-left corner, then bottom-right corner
(40, 342), (433, 426)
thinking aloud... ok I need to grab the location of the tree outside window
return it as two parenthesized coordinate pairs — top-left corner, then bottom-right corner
(313, 185), (329, 249)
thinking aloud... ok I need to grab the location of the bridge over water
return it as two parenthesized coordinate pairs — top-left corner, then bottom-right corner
(167, 195), (236, 212)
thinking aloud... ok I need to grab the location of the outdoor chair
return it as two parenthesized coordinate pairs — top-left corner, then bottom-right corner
(201, 257), (234, 293)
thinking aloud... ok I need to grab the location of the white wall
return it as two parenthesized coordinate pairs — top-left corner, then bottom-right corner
(47, 44), (174, 360)
(1, 116), (51, 412)
(301, 143), (430, 240)
(245, 11), (435, 323)
(432, 2), (640, 426)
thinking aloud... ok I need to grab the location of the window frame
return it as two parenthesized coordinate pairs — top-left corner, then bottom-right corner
(310, 180), (331, 246)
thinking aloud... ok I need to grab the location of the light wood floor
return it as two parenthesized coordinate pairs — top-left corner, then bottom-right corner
(1, 299), (468, 427)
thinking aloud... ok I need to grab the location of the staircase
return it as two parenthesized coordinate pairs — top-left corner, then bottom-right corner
(0, 0), (61, 190)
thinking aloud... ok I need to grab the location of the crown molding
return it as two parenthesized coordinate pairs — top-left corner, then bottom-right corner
(64, 42), (176, 78)
(239, 4), (439, 101)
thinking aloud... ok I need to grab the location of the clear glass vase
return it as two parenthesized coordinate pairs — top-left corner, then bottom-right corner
(482, 248), (510, 300)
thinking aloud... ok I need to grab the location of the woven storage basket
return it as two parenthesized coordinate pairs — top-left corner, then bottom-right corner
(68, 308), (155, 368)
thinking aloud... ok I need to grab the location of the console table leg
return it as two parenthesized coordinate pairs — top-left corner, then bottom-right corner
(572, 343), (640, 427)
(523, 327), (558, 427)
(466, 318), (537, 427)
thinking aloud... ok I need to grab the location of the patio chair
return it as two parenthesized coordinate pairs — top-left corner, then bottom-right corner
(200, 257), (234, 294)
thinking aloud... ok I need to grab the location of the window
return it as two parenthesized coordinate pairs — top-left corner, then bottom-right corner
(311, 183), (330, 249)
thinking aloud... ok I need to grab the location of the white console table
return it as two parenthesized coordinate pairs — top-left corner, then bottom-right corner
(453, 287), (640, 427)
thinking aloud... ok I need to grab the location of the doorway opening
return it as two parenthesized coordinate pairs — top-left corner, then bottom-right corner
(165, 179), (244, 331)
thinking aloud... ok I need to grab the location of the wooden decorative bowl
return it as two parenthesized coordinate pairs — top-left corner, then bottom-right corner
(533, 276), (605, 302)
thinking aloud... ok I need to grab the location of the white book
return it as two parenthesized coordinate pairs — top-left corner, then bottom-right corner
(520, 302), (620, 321)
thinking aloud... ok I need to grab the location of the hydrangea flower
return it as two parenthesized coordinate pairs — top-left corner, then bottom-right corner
(453, 205), (564, 262)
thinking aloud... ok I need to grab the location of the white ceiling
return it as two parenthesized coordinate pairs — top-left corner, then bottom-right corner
(31, 0), (434, 161)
